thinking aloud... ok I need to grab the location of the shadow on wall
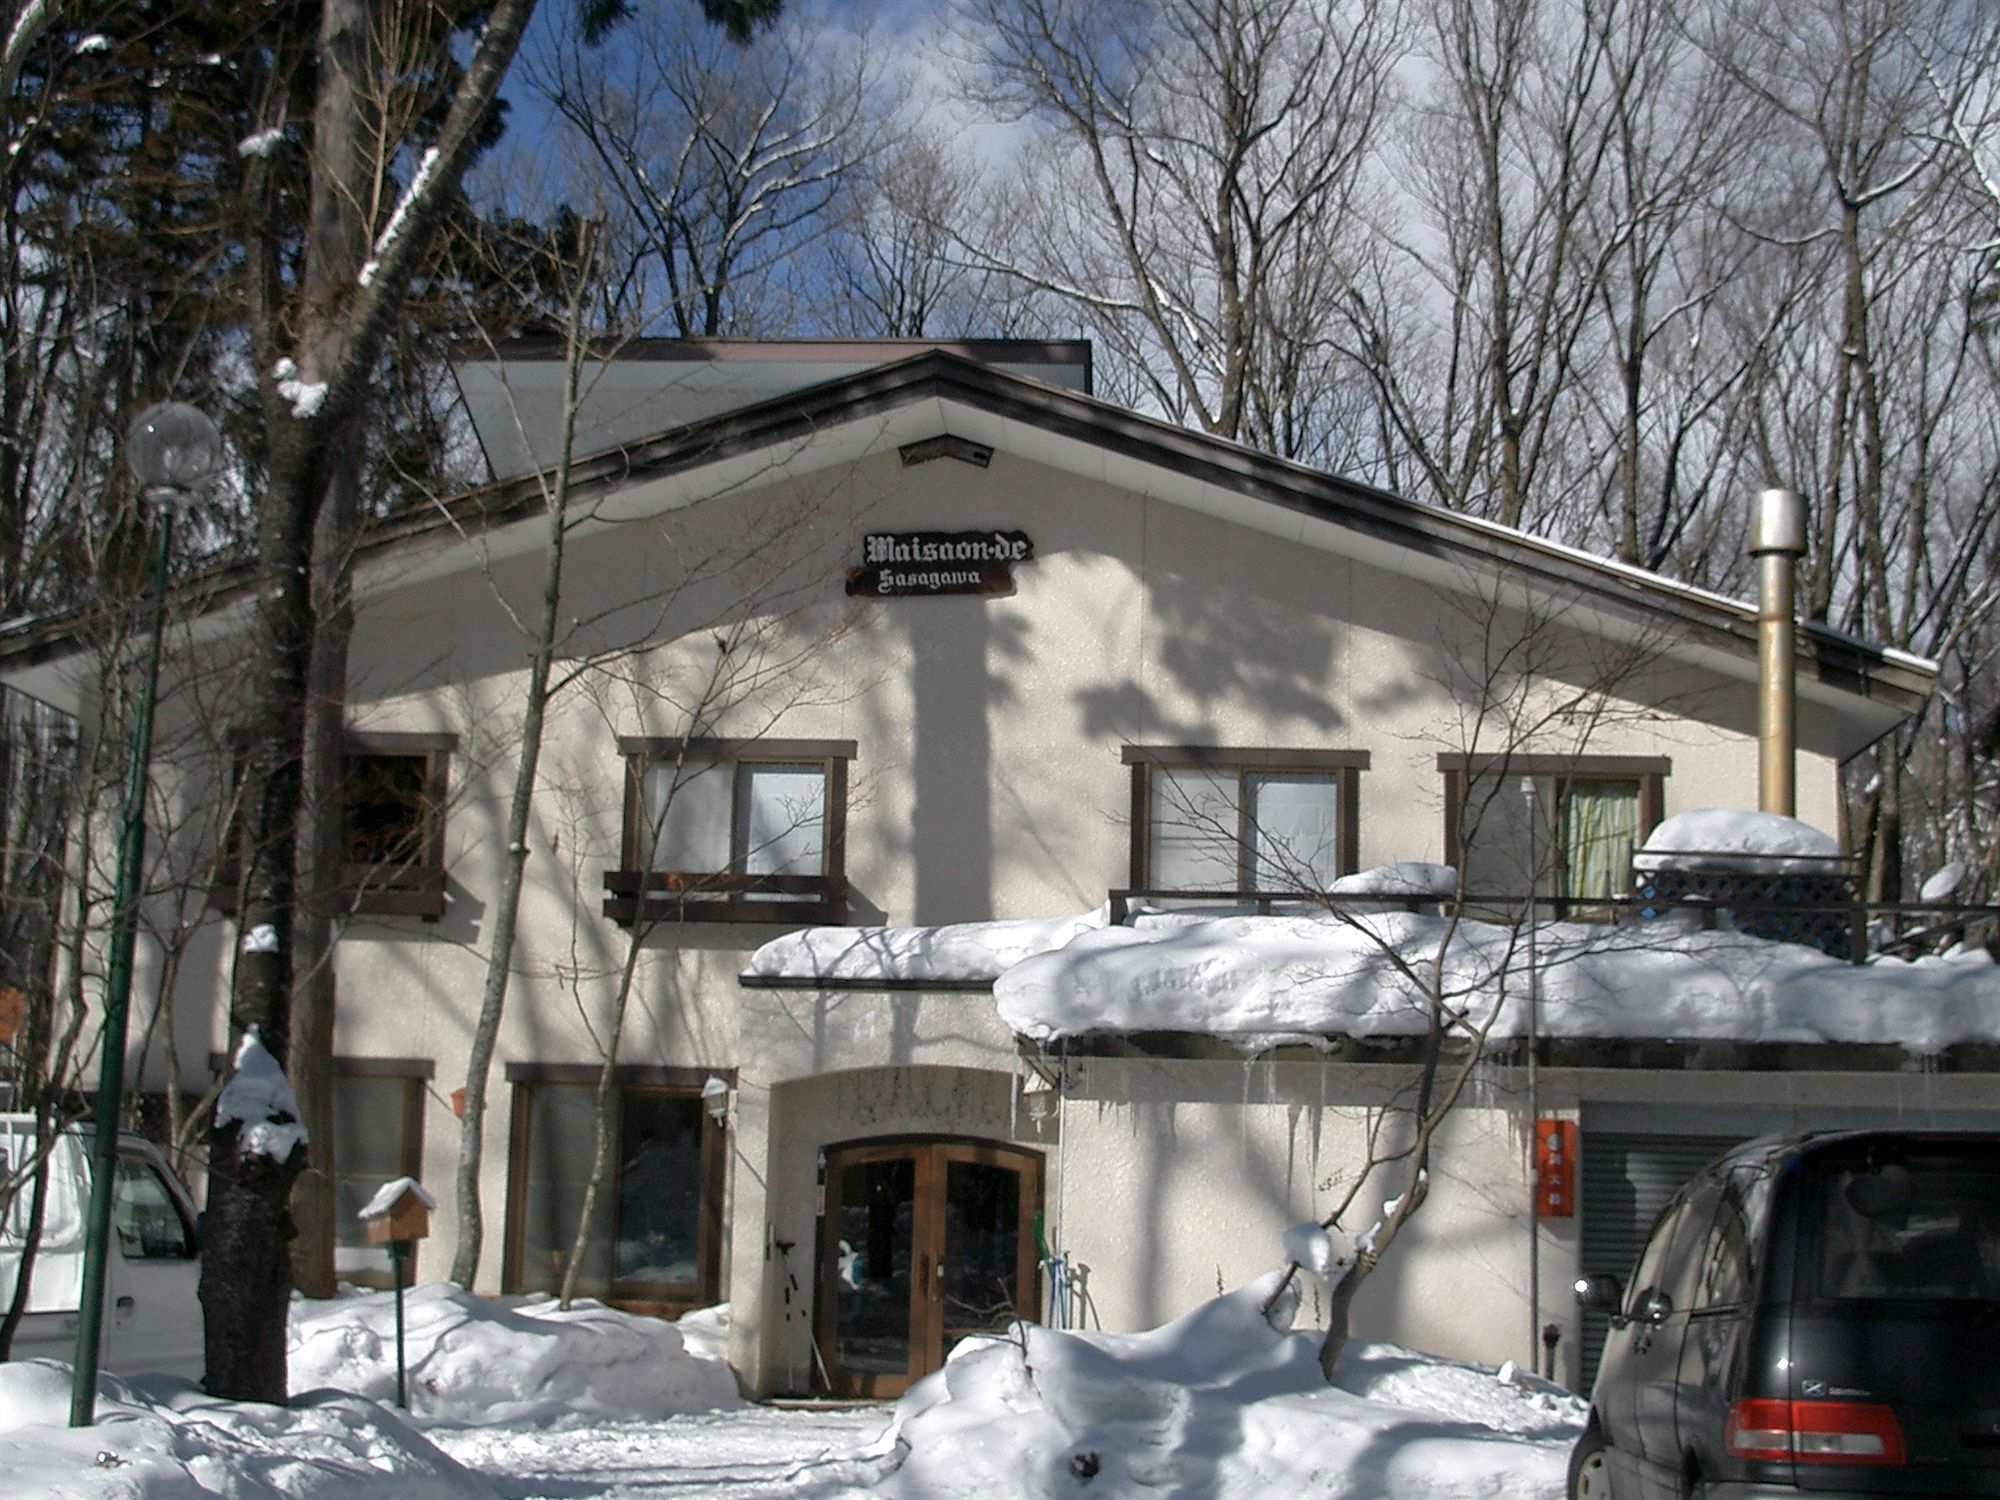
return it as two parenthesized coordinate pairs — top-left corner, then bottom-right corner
(1071, 506), (1353, 748)
(907, 596), (1033, 927)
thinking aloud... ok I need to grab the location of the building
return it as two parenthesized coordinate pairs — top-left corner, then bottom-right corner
(4, 340), (1992, 1399)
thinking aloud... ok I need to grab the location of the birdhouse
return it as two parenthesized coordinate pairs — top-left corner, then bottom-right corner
(358, 1176), (435, 1245)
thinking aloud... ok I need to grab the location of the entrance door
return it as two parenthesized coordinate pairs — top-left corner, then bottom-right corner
(814, 1137), (1042, 1397)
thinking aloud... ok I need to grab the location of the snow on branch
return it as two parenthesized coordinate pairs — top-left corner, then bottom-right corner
(215, 1026), (308, 1164)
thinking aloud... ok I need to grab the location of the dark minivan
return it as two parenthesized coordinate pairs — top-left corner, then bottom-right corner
(1571, 1131), (2000, 1500)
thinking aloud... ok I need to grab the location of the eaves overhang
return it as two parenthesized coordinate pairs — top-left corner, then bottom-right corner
(0, 349), (1933, 750)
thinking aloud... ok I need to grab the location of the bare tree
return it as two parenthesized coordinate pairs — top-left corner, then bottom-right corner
(950, 0), (1403, 458)
(445, 217), (606, 1288)
(824, 132), (1010, 338)
(205, 0), (784, 1404)
(1232, 585), (1676, 1374)
(532, 2), (878, 335)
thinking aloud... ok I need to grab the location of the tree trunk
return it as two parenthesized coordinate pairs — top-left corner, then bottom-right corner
(198, 1126), (303, 1399)
(289, 443), (361, 1300)
(199, 431), (317, 1401)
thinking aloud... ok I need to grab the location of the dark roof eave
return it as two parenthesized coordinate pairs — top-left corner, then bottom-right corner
(1023, 1031), (2000, 1073)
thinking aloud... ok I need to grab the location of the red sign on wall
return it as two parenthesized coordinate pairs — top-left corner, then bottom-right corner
(1536, 1118), (1577, 1217)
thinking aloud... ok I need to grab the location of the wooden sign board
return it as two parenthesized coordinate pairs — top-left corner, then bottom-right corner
(847, 531), (1034, 598)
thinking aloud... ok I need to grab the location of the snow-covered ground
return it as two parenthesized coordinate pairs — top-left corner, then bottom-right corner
(0, 1278), (1582, 1498)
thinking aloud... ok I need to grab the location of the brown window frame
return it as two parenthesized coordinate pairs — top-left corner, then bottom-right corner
(1439, 753), (1667, 915)
(500, 1063), (730, 1317)
(1123, 745), (1367, 896)
(603, 736), (853, 926)
(213, 731), (454, 921)
(331, 1056), (432, 1288)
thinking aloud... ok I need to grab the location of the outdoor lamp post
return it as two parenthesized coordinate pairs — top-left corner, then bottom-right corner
(70, 402), (223, 1427)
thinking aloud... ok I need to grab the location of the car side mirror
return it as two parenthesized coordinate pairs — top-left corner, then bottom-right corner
(1574, 1273), (1623, 1312)
(1636, 1288), (1673, 1322)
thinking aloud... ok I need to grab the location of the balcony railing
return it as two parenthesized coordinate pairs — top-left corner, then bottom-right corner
(1110, 873), (1998, 965)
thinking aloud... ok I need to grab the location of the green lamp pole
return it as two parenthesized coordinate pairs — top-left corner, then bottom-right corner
(69, 402), (223, 1427)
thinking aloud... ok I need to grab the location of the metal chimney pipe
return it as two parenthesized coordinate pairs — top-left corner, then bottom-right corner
(1750, 488), (1807, 816)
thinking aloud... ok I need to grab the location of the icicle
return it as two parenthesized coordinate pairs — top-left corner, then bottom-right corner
(1232, 1048), (1248, 1168)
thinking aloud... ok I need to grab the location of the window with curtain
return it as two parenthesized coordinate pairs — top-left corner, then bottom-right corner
(1445, 756), (1666, 917)
(643, 759), (826, 883)
(1126, 748), (1365, 895)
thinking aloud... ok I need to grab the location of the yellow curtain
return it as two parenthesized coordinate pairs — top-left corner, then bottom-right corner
(1561, 780), (1639, 904)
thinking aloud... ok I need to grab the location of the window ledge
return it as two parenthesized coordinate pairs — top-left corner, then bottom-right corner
(601, 870), (849, 927)
(211, 862), (447, 921)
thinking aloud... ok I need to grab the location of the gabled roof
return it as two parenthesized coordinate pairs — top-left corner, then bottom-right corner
(0, 347), (1933, 756)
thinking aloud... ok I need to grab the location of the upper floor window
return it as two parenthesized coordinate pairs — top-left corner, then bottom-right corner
(604, 737), (853, 925)
(1124, 746), (1366, 897)
(338, 735), (452, 917)
(215, 731), (452, 920)
(1440, 754), (1666, 915)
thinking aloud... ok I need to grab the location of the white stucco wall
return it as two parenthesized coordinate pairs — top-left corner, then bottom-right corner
(104, 433), (1885, 1389)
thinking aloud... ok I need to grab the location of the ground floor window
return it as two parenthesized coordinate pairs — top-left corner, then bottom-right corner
(331, 1058), (430, 1287)
(501, 1064), (727, 1314)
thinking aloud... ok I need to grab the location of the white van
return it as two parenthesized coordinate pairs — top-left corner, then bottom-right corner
(0, 1115), (204, 1378)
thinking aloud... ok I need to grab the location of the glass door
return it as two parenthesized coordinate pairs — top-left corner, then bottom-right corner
(816, 1137), (1041, 1397)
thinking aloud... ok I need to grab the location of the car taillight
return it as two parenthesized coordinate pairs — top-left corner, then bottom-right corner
(1726, 1399), (1907, 1465)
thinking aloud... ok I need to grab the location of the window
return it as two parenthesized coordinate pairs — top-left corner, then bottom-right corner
(215, 732), (453, 920)
(112, 1151), (196, 1260)
(1811, 1145), (2000, 1302)
(604, 737), (853, 925)
(501, 1064), (728, 1314)
(1692, 1164), (1772, 1310)
(1627, 1184), (1712, 1319)
(1124, 746), (1365, 896)
(330, 1059), (430, 1288)
(1440, 754), (1666, 916)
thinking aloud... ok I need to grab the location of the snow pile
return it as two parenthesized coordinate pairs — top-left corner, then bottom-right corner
(236, 126), (283, 158)
(1329, 862), (1459, 899)
(288, 1284), (739, 1424)
(872, 1275), (1581, 1500)
(215, 1026), (307, 1163)
(994, 908), (2000, 1053)
(0, 1360), (491, 1500)
(745, 904), (1110, 983)
(673, 1301), (731, 1363)
(1281, 1221), (1350, 1279)
(1635, 807), (1845, 873)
